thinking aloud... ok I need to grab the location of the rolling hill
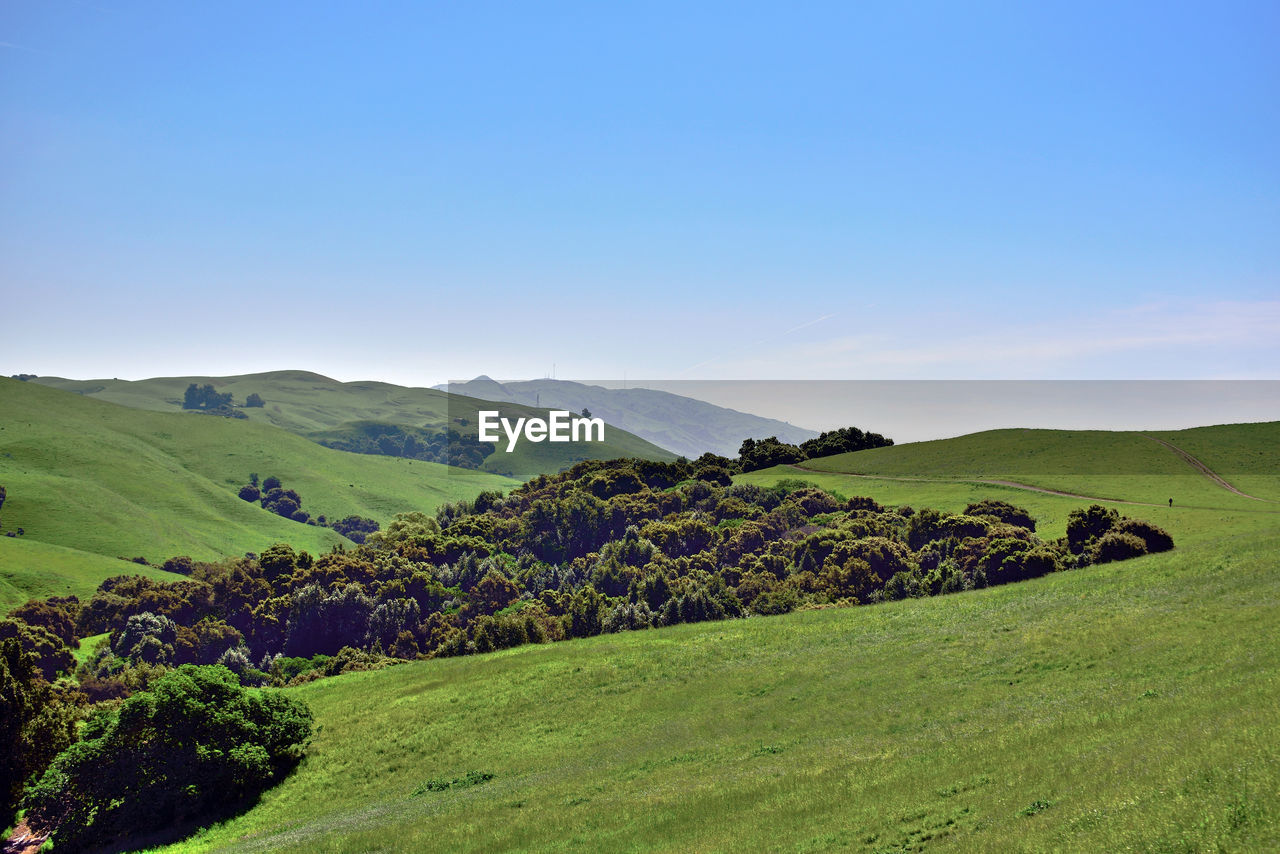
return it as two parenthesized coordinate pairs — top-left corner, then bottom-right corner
(0, 536), (185, 611)
(30, 371), (679, 477)
(438, 376), (818, 458)
(787, 423), (1280, 508)
(0, 378), (517, 570)
(147, 421), (1279, 852)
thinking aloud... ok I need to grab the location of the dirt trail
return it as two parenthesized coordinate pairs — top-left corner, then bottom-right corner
(785, 465), (1163, 507)
(3, 820), (47, 854)
(1142, 435), (1266, 501)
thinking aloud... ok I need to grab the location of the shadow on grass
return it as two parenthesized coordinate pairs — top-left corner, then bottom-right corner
(43, 758), (305, 854)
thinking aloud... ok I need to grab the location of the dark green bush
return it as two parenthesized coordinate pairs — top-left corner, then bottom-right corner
(964, 499), (1036, 531)
(1, 639), (83, 827)
(1067, 504), (1120, 553)
(1092, 531), (1149, 565)
(23, 665), (311, 851)
(1116, 518), (1174, 554)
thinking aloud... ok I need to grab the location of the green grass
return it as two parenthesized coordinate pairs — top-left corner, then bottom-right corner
(153, 524), (1279, 853)
(146, 427), (1280, 853)
(31, 371), (678, 478)
(1148, 422), (1280, 501)
(0, 378), (516, 568)
(71, 632), (109, 667)
(793, 425), (1280, 509)
(737, 468), (1276, 544)
(0, 537), (184, 612)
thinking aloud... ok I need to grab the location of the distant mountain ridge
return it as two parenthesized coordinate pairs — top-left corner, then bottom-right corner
(436, 377), (818, 458)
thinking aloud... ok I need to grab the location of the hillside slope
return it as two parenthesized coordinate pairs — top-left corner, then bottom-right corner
(157, 474), (1279, 852)
(793, 424), (1280, 508)
(30, 372), (678, 476)
(0, 378), (516, 566)
(0, 537), (184, 611)
(439, 376), (818, 458)
(1148, 421), (1280, 501)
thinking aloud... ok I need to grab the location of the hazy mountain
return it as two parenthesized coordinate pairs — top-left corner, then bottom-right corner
(436, 377), (818, 458)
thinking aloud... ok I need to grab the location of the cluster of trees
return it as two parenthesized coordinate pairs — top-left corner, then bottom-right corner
(182, 383), (233, 411)
(737, 425), (893, 473)
(236, 474), (380, 543)
(3, 592), (313, 848)
(315, 422), (496, 469)
(22, 458), (1170, 701)
(181, 383), (262, 416)
(21, 665), (310, 851)
(1, 635), (83, 827)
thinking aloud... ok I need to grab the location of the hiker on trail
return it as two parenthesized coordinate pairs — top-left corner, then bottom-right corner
(1169, 498), (1173, 507)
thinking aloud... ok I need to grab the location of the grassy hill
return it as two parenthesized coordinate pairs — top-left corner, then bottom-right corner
(790, 424), (1280, 509)
(1147, 422), (1280, 501)
(0, 537), (184, 611)
(147, 424), (1279, 852)
(30, 371), (679, 477)
(0, 378), (516, 570)
(440, 376), (818, 459)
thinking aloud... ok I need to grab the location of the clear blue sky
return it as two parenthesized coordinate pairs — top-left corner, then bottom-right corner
(2, 1), (1277, 384)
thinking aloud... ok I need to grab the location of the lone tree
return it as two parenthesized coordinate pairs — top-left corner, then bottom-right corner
(245, 392), (265, 408)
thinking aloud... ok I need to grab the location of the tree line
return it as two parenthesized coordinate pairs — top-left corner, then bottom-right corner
(737, 426), (894, 472)
(9, 456), (1171, 697)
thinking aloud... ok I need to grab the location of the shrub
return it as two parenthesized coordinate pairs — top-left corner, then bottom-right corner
(1116, 518), (1174, 554)
(1, 640), (83, 827)
(112, 612), (178, 665)
(329, 515), (381, 544)
(964, 499), (1036, 531)
(0, 619), (74, 682)
(1092, 531), (1148, 565)
(751, 585), (800, 615)
(1067, 504), (1119, 553)
(883, 570), (921, 601)
(602, 601), (654, 633)
(23, 665), (311, 851)
(161, 555), (196, 575)
(7, 599), (79, 648)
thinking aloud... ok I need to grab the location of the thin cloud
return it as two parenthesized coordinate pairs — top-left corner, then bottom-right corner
(0, 41), (52, 56)
(778, 313), (836, 337)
